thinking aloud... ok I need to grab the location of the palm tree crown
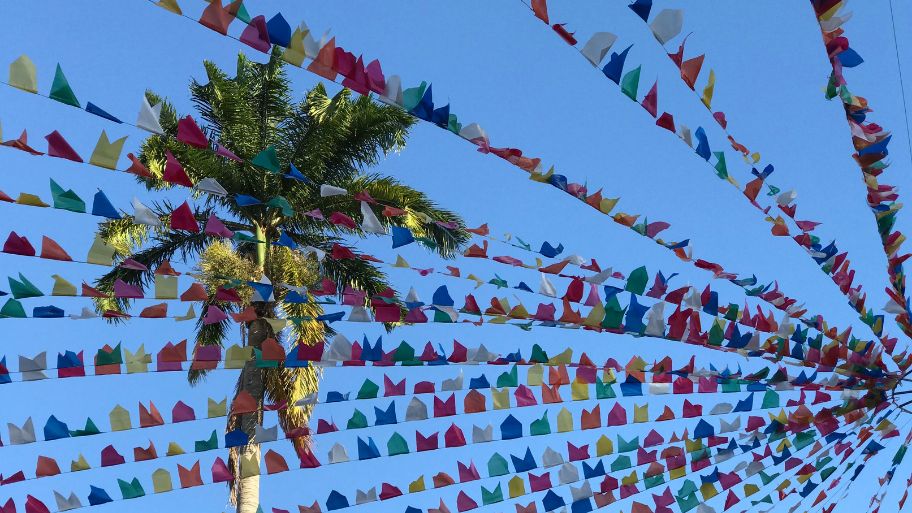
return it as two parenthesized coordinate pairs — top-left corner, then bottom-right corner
(92, 48), (468, 511)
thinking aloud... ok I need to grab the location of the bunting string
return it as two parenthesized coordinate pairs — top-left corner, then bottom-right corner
(515, 0), (892, 357)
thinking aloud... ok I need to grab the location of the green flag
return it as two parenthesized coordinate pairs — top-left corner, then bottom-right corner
(481, 484), (503, 505)
(496, 365), (518, 387)
(118, 478), (145, 500)
(625, 266), (648, 295)
(347, 409), (368, 429)
(252, 146), (280, 173)
(357, 379), (379, 399)
(9, 274), (43, 299)
(402, 81), (428, 111)
(266, 195), (294, 216)
(530, 412), (551, 436)
(49, 64), (80, 107)
(620, 65), (641, 101)
(713, 151), (728, 179)
(387, 433), (409, 456)
(194, 430), (218, 452)
(487, 453), (509, 477)
(50, 179), (86, 212)
(0, 298), (26, 318)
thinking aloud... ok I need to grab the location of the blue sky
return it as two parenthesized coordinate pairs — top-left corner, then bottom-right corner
(0, 1), (910, 512)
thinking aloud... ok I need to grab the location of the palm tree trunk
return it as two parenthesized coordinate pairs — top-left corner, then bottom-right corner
(236, 315), (270, 513)
(237, 224), (270, 513)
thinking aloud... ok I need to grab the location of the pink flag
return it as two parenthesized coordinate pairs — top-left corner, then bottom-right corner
(176, 116), (209, 148)
(172, 401), (196, 422)
(204, 214), (234, 238)
(456, 491), (477, 512)
(113, 279), (144, 299)
(163, 151), (193, 187)
(3, 231), (35, 256)
(203, 305), (229, 325)
(45, 130), (83, 162)
(170, 201), (200, 232)
(240, 15), (271, 53)
(641, 81), (658, 117)
(444, 423), (466, 447)
(215, 144), (241, 161)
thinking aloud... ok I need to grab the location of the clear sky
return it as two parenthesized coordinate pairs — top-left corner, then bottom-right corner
(0, 1), (910, 512)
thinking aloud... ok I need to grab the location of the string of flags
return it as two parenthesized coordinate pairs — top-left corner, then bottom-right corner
(0, 20), (857, 359)
(808, 0), (912, 353)
(0, 395), (887, 513)
(0, 1), (907, 513)
(0, 49), (892, 372)
(519, 0), (892, 356)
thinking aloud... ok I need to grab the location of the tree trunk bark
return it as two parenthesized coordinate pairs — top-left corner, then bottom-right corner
(235, 312), (271, 512)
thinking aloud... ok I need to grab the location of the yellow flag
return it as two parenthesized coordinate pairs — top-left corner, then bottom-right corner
(109, 405), (131, 431)
(175, 304), (196, 321)
(527, 364), (543, 386)
(530, 165), (554, 183)
(548, 348), (572, 365)
(89, 131), (127, 170)
(125, 345), (151, 374)
(557, 408), (573, 432)
(776, 479), (792, 492)
(508, 475), (525, 497)
(743, 483), (759, 496)
(17, 193), (49, 207)
(669, 466), (686, 480)
(9, 55), (37, 93)
(571, 380), (589, 401)
(225, 345), (253, 368)
(70, 454), (90, 472)
(152, 468), (173, 493)
(621, 470), (638, 485)
(634, 403), (649, 423)
(599, 197), (619, 214)
(491, 387), (510, 409)
(602, 368), (616, 384)
(583, 302), (605, 327)
(700, 482), (718, 500)
(701, 69), (715, 109)
(393, 255), (409, 268)
(155, 275), (178, 299)
(266, 317), (288, 333)
(208, 397), (227, 418)
(283, 27), (309, 66)
(51, 274), (76, 296)
(685, 438), (703, 453)
(166, 442), (185, 456)
(596, 435), (613, 456)
(240, 452), (260, 479)
(87, 234), (115, 265)
(156, 0), (182, 14)
(408, 476), (425, 493)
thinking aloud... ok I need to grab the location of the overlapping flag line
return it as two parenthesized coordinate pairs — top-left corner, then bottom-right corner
(0, 1), (908, 513)
(0, 49), (899, 377)
(516, 0), (898, 361)
(0, 225), (893, 378)
(807, 1), (912, 362)
(5, 0), (895, 374)
(136, 0), (910, 371)
(0, 386), (896, 513)
(0, 142), (894, 378)
(0, 352), (892, 509)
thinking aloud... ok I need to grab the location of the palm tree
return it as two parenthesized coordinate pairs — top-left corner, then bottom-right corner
(92, 48), (467, 512)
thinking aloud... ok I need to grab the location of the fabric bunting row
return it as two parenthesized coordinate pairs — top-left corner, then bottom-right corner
(520, 0), (890, 356)
(808, 0), (912, 351)
(1, 15), (847, 364)
(1, 38), (886, 372)
(0, 396), (885, 513)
